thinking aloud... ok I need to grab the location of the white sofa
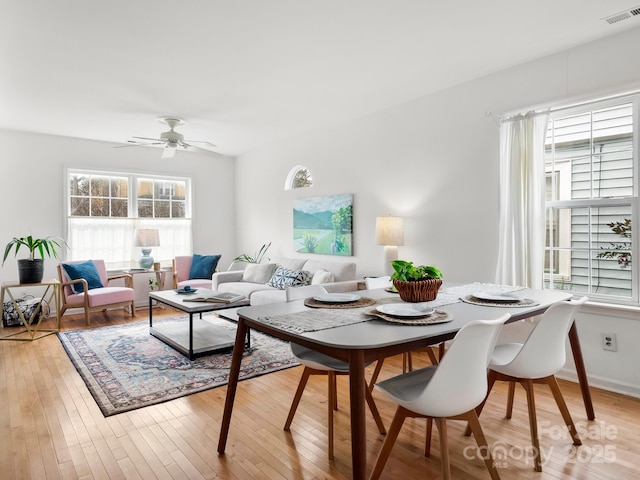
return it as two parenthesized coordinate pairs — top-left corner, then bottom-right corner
(212, 257), (359, 305)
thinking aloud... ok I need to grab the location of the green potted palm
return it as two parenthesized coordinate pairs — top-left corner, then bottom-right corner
(390, 259), (443, 302)
(2, 235), (68, 284)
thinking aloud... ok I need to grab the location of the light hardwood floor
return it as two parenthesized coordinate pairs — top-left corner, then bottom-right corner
(1, 307), (639, 479)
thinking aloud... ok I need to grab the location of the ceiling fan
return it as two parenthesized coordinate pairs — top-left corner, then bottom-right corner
(117, 117), (217, 158)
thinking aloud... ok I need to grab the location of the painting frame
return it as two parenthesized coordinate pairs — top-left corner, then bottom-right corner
(293, 193), (353, 256)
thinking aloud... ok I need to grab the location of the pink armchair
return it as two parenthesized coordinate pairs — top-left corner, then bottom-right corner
(172, 254), (221, 290)
(57, 260), (136, 325)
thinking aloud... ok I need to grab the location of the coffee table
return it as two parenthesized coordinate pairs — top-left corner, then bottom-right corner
(148, 289), (250, 360)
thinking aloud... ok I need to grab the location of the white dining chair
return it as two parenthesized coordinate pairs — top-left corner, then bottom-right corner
(468, 296), (588, 472)
(283, 285), (386, 459)
(365, 276), (440, 389)
(369, 313), (509, 480)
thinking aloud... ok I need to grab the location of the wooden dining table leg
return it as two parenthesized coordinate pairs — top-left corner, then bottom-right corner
(568, 321), (595, 420)
(217, 318), (249, 454)
(348, 349), (367, 480)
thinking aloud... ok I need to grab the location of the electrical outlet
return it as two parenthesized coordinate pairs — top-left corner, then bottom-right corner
(601, 333), (617, 352)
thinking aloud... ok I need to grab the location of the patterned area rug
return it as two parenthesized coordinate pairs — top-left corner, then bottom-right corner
(57, 314), (299, 416)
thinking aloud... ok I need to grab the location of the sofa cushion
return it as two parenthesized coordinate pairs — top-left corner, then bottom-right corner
(302, 259), (356, 282)
(311, 268), (335, 285)
(218, 282), (274, 297)
(273, 257), (307, 271)
(250, 289), (287, 305)
(189, 254), (221, 279)
(267, 266), (312, 289)
(242, 263), (277, 284)
(62, 260), (104, 294)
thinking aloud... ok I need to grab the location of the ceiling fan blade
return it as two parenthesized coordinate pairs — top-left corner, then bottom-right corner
(185, 139), (217, 147)
(162, 147), (176, 158)
(114, 141), (163, 149)
(133, 136), (164, 142)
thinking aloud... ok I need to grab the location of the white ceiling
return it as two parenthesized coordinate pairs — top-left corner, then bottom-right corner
(2, 1), (640, 157)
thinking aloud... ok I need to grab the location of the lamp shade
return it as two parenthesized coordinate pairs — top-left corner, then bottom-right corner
(375, 216), (404, 246)
(134, 228), (160, 247)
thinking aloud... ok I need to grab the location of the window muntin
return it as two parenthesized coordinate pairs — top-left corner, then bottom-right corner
(544, 99), (637, 303)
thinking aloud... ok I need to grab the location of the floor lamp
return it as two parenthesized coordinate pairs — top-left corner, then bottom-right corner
(375, 216), (404, 276)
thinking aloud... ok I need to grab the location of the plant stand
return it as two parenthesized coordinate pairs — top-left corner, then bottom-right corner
(1, 280), (61, 341)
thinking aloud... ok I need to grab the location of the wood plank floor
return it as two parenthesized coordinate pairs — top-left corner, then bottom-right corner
(1, 307), (639, 479)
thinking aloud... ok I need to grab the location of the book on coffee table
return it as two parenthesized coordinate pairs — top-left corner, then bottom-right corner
(183, 291), (246, 304)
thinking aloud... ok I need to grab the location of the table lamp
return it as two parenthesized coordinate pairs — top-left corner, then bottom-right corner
(134, 228), (160, 269)
(375, 216), (404, 276)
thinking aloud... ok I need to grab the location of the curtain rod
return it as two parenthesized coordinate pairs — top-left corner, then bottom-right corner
(488, 84), (640, 124)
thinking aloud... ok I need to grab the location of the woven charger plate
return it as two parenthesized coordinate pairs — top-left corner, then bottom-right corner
(304, 297), (377, 309)
(367, 309), (453, 325)
(460, 295), (539, 308)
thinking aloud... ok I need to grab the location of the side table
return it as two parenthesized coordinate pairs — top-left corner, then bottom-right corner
(1, 280), (61, 341)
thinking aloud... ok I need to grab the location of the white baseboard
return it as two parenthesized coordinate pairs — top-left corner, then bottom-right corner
(557, 368), (640, 400)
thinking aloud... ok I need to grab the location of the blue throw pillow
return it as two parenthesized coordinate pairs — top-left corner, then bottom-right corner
(62, 260), (104, 294)
(188, 254), (221, 280)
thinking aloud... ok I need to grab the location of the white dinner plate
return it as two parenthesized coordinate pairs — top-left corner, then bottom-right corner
(471, 292), (521, 302)
(376, 303), (434, 317)
(313, 293), (361, 303)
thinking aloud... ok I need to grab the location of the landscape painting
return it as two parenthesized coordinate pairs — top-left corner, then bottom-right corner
(293, 194), (353, 256)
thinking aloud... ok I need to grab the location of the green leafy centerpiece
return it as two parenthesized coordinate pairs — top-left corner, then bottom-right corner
(390, 259), (443, 302)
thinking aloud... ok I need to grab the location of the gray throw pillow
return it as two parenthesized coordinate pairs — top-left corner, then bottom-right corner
(242, 263), (277, 284)
(311, 268), (335, 285)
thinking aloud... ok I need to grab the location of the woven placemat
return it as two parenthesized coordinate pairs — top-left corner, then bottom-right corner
(366, 309), (453, 325)
(303, 297), (377, 309)
(460, 295), (539, 308)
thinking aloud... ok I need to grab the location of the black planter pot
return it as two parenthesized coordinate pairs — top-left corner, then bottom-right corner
(17, 258), (45, 284)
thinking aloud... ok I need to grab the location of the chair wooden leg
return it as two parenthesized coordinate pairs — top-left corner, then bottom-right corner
(369, 407), (409, 480)
(284, 367), (311, 431)
(364, 381), (386, 434)
(434, 418), (451, 480)
(465, 370), (497, 436)
(521, 379), (542, 472)
(328, 371), (335, 459)
(425, 346), (439, 365)
(84, 308), (90, 326)
(424, 417), (433, 457)
(130, 301), (137, 317)
(506, 381), (516, 419)
(463, 410), (501, 480)
(546, 375), (581, 446)
(368, 359), (384, 392)
(438, 341), (446, 360)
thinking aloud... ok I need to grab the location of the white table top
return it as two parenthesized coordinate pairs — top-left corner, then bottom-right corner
(235, 284), (573, 350)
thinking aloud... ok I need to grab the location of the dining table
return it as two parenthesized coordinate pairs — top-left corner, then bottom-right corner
(216, 282), (592, 480)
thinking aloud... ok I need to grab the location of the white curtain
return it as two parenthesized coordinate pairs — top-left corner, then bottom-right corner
(67, 217), (192, 270)
(495, 111), (549, 288)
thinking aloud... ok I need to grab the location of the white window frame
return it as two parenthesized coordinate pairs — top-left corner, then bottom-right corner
(544, 96), (639, 305)
(65, 168), (193, 270)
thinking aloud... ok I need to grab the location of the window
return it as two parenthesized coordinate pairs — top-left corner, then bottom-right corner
(67, 170), (192, 269)
(544, 98), (637, 303)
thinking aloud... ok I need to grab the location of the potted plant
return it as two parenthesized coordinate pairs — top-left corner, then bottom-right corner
(390, 259), (443, 302)
(233, 242), (272, 264)
(2, 235), (68, 284)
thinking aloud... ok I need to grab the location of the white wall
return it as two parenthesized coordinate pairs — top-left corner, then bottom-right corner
(0, 129), (237, 288)
(235, 26), (640, 397)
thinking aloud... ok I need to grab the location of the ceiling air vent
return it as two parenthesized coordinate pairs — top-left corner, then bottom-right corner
(603, 6), (640, 24)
